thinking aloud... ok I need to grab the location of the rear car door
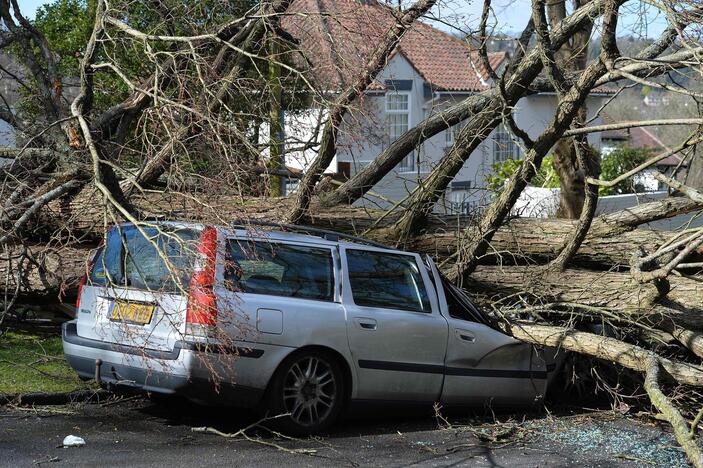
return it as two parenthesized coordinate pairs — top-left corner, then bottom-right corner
(341, 247), (448, 402)
(216, 237), (346, 349)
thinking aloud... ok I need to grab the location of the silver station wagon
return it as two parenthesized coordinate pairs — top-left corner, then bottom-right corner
(63, 221), (559, 434)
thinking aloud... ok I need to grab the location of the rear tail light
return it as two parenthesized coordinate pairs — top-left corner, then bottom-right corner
(75, 254), (95, 310)
(76, 240), (105, 310)
(75, 273), (87, 310)
(186, 226), (218, 336)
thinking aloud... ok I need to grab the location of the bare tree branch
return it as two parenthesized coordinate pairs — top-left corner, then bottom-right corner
(287, 0), (438, 223)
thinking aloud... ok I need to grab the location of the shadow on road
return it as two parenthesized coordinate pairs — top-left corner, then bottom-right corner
(135, 392), (556, 439)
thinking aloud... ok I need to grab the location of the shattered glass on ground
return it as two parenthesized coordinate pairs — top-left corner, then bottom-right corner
(530, 416), (689, 467)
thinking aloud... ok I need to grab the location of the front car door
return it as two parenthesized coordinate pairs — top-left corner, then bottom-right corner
(425, 257), (551, 407)
(341, 246), (448, 402)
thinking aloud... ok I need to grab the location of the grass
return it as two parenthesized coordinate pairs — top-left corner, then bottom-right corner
(0, 328), (93, 395)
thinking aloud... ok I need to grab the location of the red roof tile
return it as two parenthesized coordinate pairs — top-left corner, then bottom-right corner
(398, 22), (506, 91)
(282, 0), (506, 92)
(629, 127), (686, 166)
(591, 84), (617, 94)
(601, 115), (683, 166)
(630, 126), (668, 151)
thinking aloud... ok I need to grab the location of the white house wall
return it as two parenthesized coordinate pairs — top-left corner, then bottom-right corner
(336, 53), (430, 205)
(336, 53), (426, 165)
(0, 119), (14, 147)
(260, 108), (337, 174)
(513, 94), (605, 148)
(285, 51), (608, 212)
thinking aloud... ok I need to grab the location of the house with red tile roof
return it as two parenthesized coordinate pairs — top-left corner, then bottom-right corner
(602, 124), (678, 162)
(601, 116), (686, 191)
(277, 0), (613, 213)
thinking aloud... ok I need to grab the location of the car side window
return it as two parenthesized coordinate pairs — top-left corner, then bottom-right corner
(443, 281), (476, 322)
(225, 240), (334, 302)
(346, 249), (431, 313)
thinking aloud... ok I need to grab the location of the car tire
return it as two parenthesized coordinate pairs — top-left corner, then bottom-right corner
(264, 350), (345, 436)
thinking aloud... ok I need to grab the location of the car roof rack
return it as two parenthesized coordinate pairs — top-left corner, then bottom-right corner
(230, 219), (395, 250)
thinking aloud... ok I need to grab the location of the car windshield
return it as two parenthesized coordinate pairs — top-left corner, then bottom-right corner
(225, 240), (334, 301)
(89, 224), (199, 293)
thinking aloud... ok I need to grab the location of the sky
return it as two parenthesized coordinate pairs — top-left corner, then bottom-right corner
(430, 0), (670, 39)
(17, 0), (47, 19)
(17, 0), (670, 38)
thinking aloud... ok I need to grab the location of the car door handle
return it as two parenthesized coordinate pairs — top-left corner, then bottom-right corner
(456, 329), (475, 342)
(355, 317), (377, 330)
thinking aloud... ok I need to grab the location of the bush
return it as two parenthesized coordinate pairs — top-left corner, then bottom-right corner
(599, 147), (651, 195)
(486, 155), (560, 192)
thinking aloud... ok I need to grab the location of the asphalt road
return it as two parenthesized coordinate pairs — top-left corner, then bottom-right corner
(0, 397), (691, 467)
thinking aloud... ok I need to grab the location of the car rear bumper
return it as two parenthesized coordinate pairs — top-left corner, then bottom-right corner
(62, 321), (264, 406)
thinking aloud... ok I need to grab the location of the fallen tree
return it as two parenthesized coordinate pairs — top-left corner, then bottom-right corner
(13, 195), (701, 303)
(508, 324), (703, 387)
(0, 244), (89, 301)
(3, 0), (703, 463)
(469, 265), (703, 333)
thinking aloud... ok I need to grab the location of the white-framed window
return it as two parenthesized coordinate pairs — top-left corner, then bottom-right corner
(386, 92), (413, 171)
(493, 124), (520, 163)
(285, 179), (299, 195)
(448, 188), (482, 215)
(445, 121), (466, 147)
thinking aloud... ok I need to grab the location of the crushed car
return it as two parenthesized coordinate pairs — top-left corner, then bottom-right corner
(63, 221), (559, 434)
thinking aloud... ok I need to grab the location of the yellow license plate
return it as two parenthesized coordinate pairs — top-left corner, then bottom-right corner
(110, 301), (155, 325)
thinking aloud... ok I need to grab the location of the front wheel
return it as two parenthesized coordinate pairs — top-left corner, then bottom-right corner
(265, 350), (344, 435)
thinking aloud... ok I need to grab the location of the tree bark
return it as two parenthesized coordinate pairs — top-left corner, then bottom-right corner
(468, 265), (703, 329)
(553, 137), (590, 218)
(546, 0), (596, 219)
(45, 186), (698, 252)
(17, 192), (700, 305)
(508, 323), (703, 387)
(643, 357), (703, 468)
(409, 220), (671, 266)
(267, 35), (284, 197)
(686, 146), (703, 192)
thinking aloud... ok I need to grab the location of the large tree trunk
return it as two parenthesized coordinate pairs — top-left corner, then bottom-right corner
(508, 324), (703, 387)
(547, 0), (596, 219)
(468, 265), (703, 329)
(553, 137), (586, 218)
(409, 221), (670, 265)
(17, 193), (700, 306)
(686, 146), (703, 192)
(44, 186), (698, 249)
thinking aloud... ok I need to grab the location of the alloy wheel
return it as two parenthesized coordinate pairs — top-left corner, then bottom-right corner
(282, 356), (337, 427)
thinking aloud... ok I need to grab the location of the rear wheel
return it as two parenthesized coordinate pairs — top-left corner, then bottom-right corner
(265, 350), (344, 435)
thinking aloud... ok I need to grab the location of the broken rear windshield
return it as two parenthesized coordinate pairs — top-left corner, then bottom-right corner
(89, 224), (199, 293)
